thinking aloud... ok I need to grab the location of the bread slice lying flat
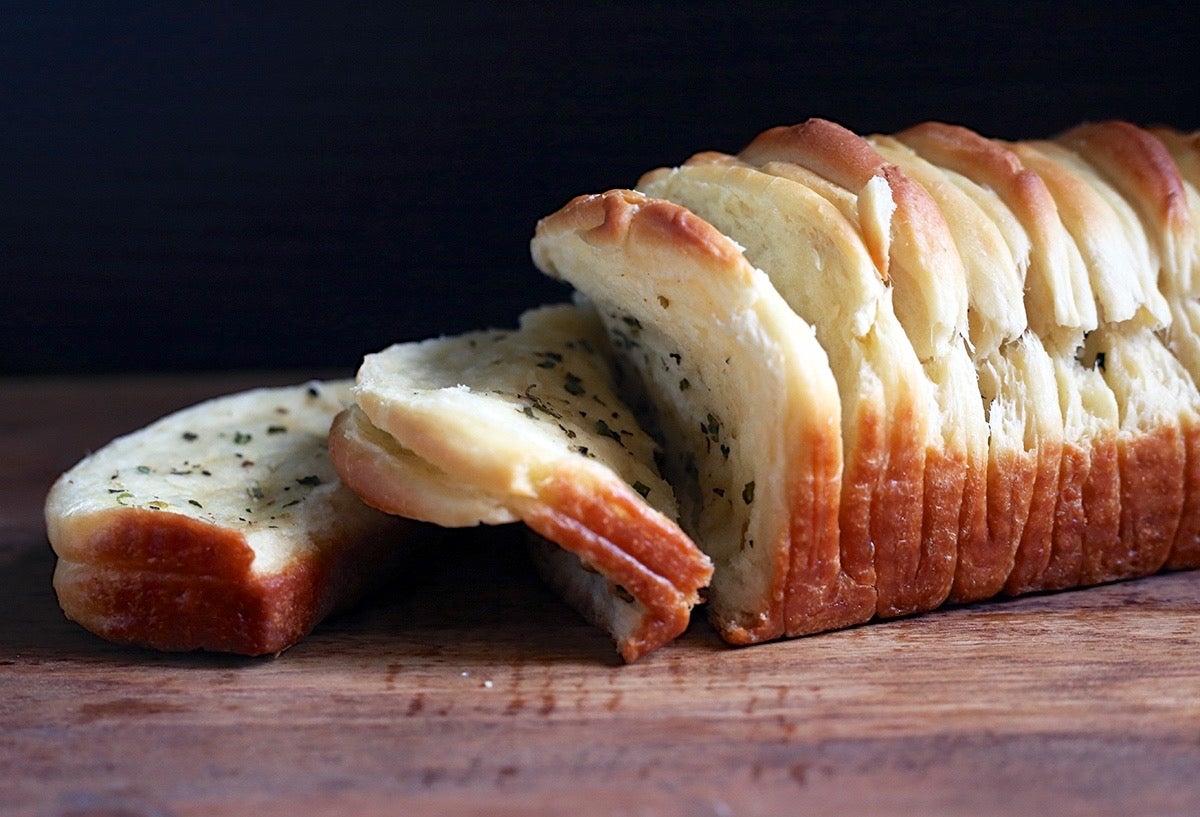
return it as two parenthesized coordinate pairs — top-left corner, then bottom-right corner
(45, 381), (423, 656)
(328, 304), (713, 662)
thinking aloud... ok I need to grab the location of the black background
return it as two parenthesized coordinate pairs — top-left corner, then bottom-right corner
(4, 2), (1196, 375)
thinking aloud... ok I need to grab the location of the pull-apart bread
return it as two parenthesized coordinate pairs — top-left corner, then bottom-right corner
(47, 117), (1200, 662)
(327, 304), (713, 662)
(45, 381), (423, 655)
(531, 118), (1200, 646)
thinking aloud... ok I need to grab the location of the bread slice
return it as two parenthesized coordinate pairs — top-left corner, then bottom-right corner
(531, 190), (857, 643)
(737, 119), (989, 606)
(1011, 128), (1192, 582)
(1054, 122), (1200, 574)
(327, 304), (713, 662)
(860, 134), (1067, 601)
(44, 381), (422, 656)
(637, 154), (946, 620)
(890, 122), (1115, 594)
(1149, 126), (1200, 570)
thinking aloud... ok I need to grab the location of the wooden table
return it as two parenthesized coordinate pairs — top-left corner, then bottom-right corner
(4, 374), (1200, 816)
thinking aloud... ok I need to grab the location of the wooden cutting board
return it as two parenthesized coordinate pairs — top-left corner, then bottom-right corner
(3, 373), (1200, 816)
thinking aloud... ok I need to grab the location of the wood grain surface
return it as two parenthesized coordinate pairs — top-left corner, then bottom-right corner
(3, 374), (1200, 816)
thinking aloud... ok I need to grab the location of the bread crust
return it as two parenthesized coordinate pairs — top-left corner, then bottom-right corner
(522, 468), (708, 662)
(51, 507), (393, 655)
(741, 118), (970, 357)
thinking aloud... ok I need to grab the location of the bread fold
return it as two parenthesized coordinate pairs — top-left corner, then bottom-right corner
(328, 304), (712, 662)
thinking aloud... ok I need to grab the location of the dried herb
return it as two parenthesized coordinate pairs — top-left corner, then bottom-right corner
(564, 373), (585, 396)
(742, 481), (756, 505)
(595, 419), (622, 443)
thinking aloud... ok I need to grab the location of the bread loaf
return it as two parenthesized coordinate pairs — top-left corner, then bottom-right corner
(50, 117), (1200, 661)
(531, 118), (1200, 644)
(327, 304), (712, 661)
(45, 381), (423, 655)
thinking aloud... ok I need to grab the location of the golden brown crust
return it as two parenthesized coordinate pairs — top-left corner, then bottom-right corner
(1004, 440), (1065, 596)
(522, 481), (702, 663)
(949, 453), (990, 604)
(947, 449), (1036, 602)
(1041, 442), (1089, 591)
(870, 394), (937, 619)
(780, 407), (866, 637)
(743, 120), (886, 191)
(52, 507), (416, 655)
(1167, 419), (1200, 570)
(530, 465), (713, 599)
(1108, 424), (1185, 581)
(1078, 430), (1122, 585)
(1058, 121), (1192, 239)
(914, 449), (967, 607)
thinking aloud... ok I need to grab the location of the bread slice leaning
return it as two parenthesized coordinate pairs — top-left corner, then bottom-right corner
(328, 304), (713, 662)
(45, 381), (422, 656)
(531, 190), (856, 644)
(638, 154), (945, 621)
(738, 120), (996, 605)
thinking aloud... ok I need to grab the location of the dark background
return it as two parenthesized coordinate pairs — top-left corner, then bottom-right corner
(3, 2), (1196, 375)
